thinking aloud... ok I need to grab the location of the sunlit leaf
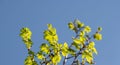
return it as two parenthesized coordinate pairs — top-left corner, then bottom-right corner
(94, 33), (102, 40)
(40, 43), (50, 54)
(75, 19), (84, 28)
(68, 48), (76, 56)
(92, 47), (98, 54)
(37, 53), (44, 60)
(88, 41), (95, 49)
(68, 22), (74, 30)
(20, 27), (32, 41)
(62, 42), (69, 56)
(84, 26), (91, 33)
(72, 42), (81, 50)
(44, 24), (58, 45)
(80, 31), (85, 37)
(73, 38), (81, 44)
(24, 56), (38, 65)
(82, 50), (93, 64)
(52, 54), (61, 64)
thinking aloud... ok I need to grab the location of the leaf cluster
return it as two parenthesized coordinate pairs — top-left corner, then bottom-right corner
(19, 19), (102, 65)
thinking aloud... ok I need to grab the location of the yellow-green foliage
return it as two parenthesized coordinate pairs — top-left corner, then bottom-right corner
(19, 28), (33, 49)
(20, 19), (102, 65)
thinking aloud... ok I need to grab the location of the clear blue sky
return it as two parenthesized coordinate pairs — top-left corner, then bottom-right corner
(0, 0), (120, 65)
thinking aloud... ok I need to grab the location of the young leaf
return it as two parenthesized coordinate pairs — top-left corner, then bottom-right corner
(37, 53), (44, 60)
(40, 43), (50, 54)
(84, 26), (91, 33)
(68, 22), (74, 30)
(98, 27), (102, 31)
(20, 27), (32, 41)
(62, 42), (69, 56)
(75, 19), (84, 28)
(94, 33), (102, 40)
(68, 48), (76, 56)
(24, 56), (38, 65)
(73, 38), (81, 44)
(52, 54), (61, 64)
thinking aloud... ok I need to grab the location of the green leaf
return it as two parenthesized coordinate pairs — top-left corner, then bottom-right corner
(82, 50), (93, 64)
(75, 19), (84, 28)
(63, 42), (68, 48)
(37, 52), (44, 60)
(84, 26), (91, 33)
(53, 43), (62, 53)
(47, 24), (56, 35)
(94, 33), (102, 40)
(20, 27), (33, 49)
(24, 56), (38, 65)
(43, 24), (58, 45)
(86, 54), (93, 63)
(87, 41), (98, 55)
(92, 47), (98, 54)
(87, 41), (95, 49)
(68, 48), (76, 56)
(80, 31), (85, 37)
(61, 42), (69, 56)
(28, 50), (35, 56)
(40, 43), (50, 54)
(73, 38), (81, 44)
(68, 22), (74, 30)
(23, 39), (33, 49)
(20, 27), (32, 41)
(79, 36), (86, 44)
(73, 37), (85, 45)
(32, 61), (38, 65)
(52, 54), (61, 64)
(62, 48), (68, 56)
(72, 42), (80, 50)
(47, 24), (53, 30)
(98, 27), (102, 31)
